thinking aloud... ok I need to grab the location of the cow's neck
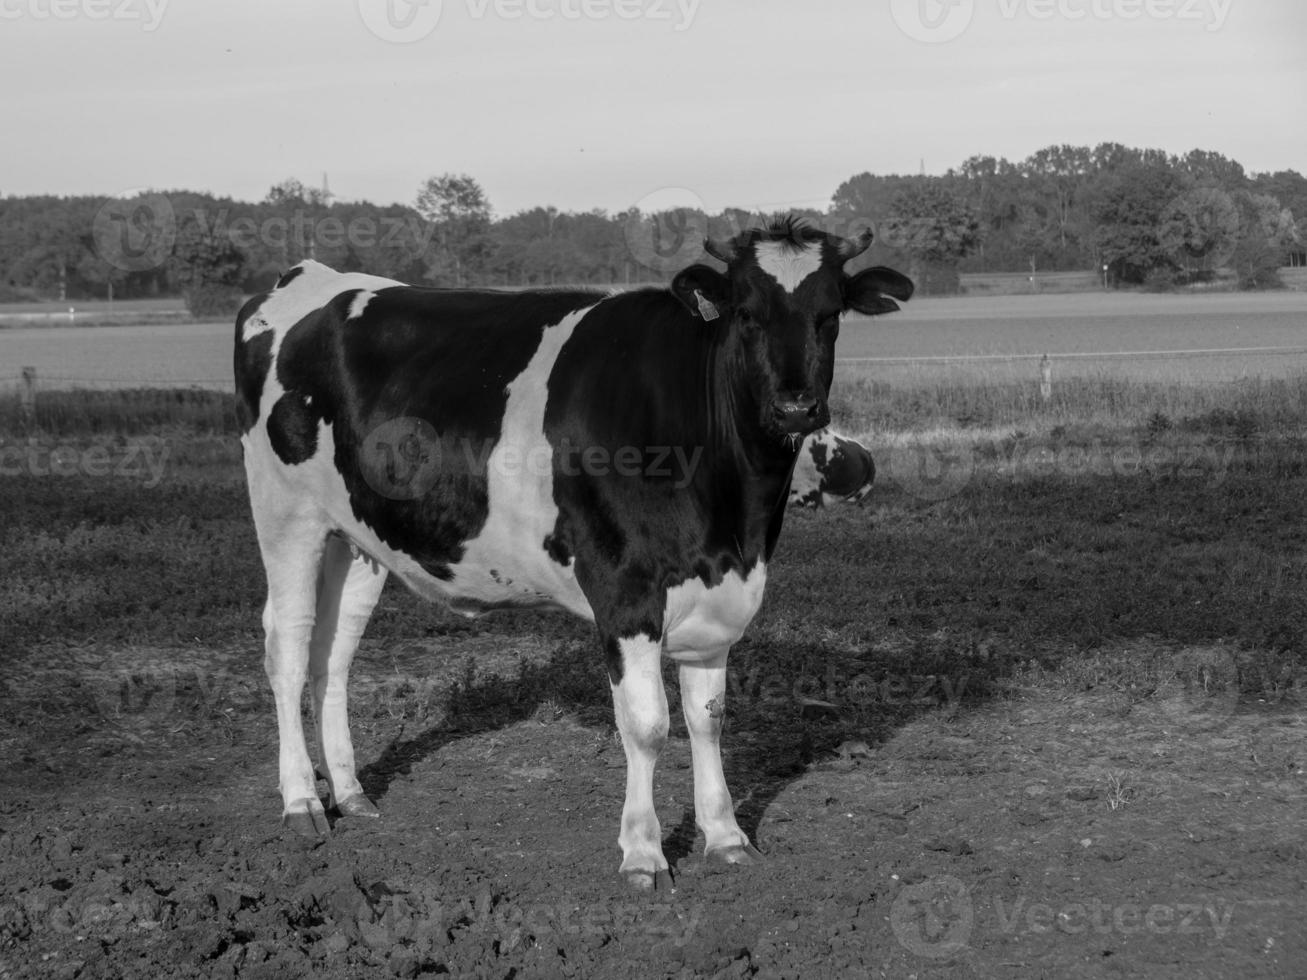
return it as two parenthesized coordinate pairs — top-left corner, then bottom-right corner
(700, 328), (799, 564)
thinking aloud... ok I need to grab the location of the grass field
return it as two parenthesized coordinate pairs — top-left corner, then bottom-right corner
(2, 407), (1304, 978)
(2, 380), (1304, 767)
(1, 313), (1305, 978)
(2, 375), (1304, 683)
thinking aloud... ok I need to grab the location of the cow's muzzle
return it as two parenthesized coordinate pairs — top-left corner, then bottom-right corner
(770, 392), (827, 437)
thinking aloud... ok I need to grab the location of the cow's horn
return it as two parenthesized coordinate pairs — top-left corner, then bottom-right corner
(704, 237), (736, 264)
(836, 228), (874, 261)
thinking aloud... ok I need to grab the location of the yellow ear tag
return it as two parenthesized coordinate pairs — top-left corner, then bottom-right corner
(694, 290), (720, 321)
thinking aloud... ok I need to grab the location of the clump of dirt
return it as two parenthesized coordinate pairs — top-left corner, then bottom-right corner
(1, 635), (1303, 979)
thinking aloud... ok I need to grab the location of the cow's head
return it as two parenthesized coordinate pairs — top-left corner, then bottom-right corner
(671, 217), (913, 448)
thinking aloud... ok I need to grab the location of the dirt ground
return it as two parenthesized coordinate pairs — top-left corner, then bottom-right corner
(1, 633), (1303, 980)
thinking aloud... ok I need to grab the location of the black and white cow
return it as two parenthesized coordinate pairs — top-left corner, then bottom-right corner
(234, 218), (912, 888)
(789, 429), (876, 508)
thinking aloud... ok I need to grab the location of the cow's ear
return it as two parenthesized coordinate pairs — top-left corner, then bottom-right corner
(844, 266), (914, 316)
(671, 264), (730, 322)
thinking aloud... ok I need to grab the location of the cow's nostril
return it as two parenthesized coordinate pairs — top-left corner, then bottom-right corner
(771, 393), (824, 434)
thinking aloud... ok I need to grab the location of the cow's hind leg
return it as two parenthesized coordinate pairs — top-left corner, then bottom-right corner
(257, 511), (332, 836)
(309, 534), (387, 819)
(608, 633), (672, 890)
(679, 651), (761, 865)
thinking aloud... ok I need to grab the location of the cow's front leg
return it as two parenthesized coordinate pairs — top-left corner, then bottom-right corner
(678, 650), (761, 865)
(607, 632), (671, 890)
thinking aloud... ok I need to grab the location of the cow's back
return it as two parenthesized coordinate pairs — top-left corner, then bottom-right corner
(236, 261), (605, 610)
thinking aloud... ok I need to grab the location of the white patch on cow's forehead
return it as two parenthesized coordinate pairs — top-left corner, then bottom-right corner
(753, 240), (823, 293)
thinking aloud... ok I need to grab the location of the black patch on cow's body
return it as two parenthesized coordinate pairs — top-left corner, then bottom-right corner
(233, 294), (274, 433)
(235, 331), (274, 434)
(819, 437), (875, 499)
(268, 392), (319, 463)
(271, 284), (602, 581)
(544, 287), (797, 683)
(543, 533), (572, 567)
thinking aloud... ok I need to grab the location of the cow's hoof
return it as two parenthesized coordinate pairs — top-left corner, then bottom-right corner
(705, 843), (763, 866)
(622, 868), (674, 892)
(282, 800), (331, 837)
(335, 794), (380, 819)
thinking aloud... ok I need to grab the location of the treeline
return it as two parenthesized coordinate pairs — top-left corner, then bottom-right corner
(1, 145), (1304, 308)
(833, 144), (1305, 292)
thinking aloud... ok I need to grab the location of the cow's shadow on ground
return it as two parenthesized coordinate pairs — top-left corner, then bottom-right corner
(358, 632), (998, 870)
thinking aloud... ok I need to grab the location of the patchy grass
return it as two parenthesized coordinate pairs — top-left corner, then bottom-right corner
(831, 368), (1307, 435)
(1, 377), (1304, 980)
(1, 379), (1304, 718)
(0, 386), (237, 437)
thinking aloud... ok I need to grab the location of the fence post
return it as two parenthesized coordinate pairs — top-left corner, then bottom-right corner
(1039, 354), (1052, 404)
(20, 366), (37, 427)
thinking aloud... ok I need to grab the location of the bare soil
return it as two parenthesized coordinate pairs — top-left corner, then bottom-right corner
(1, 635), (1303, 980)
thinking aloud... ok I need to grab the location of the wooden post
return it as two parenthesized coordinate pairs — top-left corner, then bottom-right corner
(1039, 355), (1052, 404)
(20, 366), (36, 427)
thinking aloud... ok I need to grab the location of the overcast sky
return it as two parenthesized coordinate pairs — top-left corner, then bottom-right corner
(2, 0), (1303, 216)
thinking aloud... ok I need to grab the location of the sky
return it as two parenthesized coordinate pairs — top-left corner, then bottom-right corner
(1, 0), (1304, 217)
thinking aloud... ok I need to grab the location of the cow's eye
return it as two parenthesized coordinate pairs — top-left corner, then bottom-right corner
(736, 307), (754, 326)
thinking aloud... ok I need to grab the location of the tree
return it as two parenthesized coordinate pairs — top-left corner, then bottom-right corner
(1176, 149), (1247, 190)
(882, 184), (981, 294)
(75, 250), (131, 302)
(3, 148), (1303, 300)
(623, 206), (707, 279)
(1085, 163), (1187, 284)
(7, 203), (91, 299)
(1023, 144), (1092, 252)
(170, 211), (248, 317)
(1250, 170), (1307, 229)
(265, 178), (329, 208)
(1156, 187), (1240, 280)
(1228, 191), (1296, 289)
(1012, 203), (1058, 275)
(259, 178), (331, 267)
(415, 174), (492, 286)
(1090, 142), (1137, 173)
